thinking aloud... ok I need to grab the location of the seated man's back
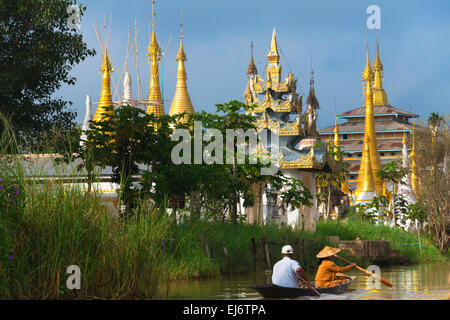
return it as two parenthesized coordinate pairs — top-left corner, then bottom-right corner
(272, 256), (301, 288)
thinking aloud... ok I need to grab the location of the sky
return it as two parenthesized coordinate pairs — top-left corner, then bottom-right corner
(58, 0), (450, 130)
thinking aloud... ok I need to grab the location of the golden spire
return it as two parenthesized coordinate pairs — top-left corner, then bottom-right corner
(93, 48), (114, 122)
(267, 27), (280, 64)
(146, 1), (164, 117)
(357, 41), (383, 196)
(410, 119), (419, 197)
(334, 113), (340, 147)
(266, 27), (282, 83)
(372, 38), (389, 106)
(362, 39), (374, 83)
(402, 131), (407, 145)
(169, 13), (195, 121)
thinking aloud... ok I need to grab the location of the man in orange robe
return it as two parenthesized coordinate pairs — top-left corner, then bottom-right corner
(315, 246), (356, 288)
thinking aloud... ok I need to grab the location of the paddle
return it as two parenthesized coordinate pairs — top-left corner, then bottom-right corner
(297, 275), (321, 297)
(334, 255), (393, 288)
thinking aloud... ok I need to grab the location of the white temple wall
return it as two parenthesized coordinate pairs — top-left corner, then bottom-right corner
(282, 169), (318, 231)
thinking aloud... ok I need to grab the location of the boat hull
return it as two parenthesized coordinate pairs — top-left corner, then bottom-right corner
(249, 276), (356, 298)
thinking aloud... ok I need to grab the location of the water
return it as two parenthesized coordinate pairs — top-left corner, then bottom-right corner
(161, 262), (450, 300)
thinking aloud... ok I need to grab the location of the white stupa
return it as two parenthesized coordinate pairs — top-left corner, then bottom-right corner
(80, 95), (92, 147)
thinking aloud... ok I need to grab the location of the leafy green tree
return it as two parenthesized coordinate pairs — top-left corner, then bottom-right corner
(0, 0), (95, 150)
(316, 144), (349, 219)
(377, 161), (407, 226)
(84, 105), (177, 214)
(348, 196), (389, 223)
(269, 176), (313, 220)
(414, 116), (449, 252)
(188, 100), (259, 225)
(428, 112), (445, 131)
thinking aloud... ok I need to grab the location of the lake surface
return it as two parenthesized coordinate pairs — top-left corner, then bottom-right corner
(160, 262), (450, 300)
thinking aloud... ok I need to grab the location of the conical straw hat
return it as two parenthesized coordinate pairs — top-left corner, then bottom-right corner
(316, 246), (341, 258)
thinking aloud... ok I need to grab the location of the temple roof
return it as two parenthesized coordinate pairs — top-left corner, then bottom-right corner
(279, 143), (335, 171)
(337, 139), (407, 152)
(337, 106), (419, 119)
(318, 119), (414, 134)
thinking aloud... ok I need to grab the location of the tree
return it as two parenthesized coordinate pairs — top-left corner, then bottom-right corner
(377, 161), (407, 226)
(0, 0), (95, 150)
(188, 100), (259, 225)
(84, 105), (179, 214)
(269, 176), (313, 221)
(428, 112), (445, 131)
(316, 144), (348, 219)
(414, 115), (449, 253)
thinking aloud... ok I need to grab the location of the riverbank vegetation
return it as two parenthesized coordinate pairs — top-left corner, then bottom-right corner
(1, 108), (448, 299)
(0, 171), (446, 299)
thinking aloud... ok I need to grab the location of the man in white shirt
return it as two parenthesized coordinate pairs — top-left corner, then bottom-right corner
(272, 245), (311, 288)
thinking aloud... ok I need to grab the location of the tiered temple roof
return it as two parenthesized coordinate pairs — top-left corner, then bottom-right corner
(245, 28), (334, 171)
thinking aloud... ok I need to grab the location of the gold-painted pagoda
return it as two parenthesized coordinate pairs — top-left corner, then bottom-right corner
(93, 48), (114, 122)
(355, 41), (383, 200)
(169, 22), (195, 122)
(146, 6), (164, 117)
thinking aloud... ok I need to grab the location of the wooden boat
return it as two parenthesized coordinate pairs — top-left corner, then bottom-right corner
(249, 276), (356, 298)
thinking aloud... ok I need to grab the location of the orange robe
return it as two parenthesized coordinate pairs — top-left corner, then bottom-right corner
(315, 260), (353, 288)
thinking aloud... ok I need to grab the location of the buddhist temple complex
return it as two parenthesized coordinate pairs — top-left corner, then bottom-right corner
(318, 39), (419, 193)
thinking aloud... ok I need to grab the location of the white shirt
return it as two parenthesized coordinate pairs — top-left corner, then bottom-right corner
(271, 257), (301, 288)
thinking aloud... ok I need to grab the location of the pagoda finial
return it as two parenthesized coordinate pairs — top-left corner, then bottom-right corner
(373, 38), (383, 71)
(306, 67), (319, 108)
(146, 0), (164, 117)
(247, 41), (258, 75)
(362, 38), (374, 82)
(93, 48), (114, 122)
(176, 12), (187, 62)
(169, 12), (195, 122)
(267, 27), (280, 64)
(372, 38), (390, 106)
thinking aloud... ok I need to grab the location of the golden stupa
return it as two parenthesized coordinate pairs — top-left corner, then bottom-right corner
(93, 48), (114, 122)
(356, 41), (383, 197)
(169, 21), (195, 121)
(146, 6), (164, 117)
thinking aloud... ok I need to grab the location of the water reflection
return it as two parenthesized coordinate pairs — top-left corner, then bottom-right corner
(161, 263), (450, 300)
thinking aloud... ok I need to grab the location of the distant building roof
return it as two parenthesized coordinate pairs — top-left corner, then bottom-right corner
(318, 119), (414, 134)
(337, 139), (406, 152)
(337, 106), (419, 119)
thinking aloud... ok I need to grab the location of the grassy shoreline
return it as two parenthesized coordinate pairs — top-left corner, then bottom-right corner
(1, 179), (447, 299)
(0, 152), (447, 299)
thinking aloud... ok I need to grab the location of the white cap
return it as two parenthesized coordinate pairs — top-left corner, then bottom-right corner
(281, 245), (294, 254)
